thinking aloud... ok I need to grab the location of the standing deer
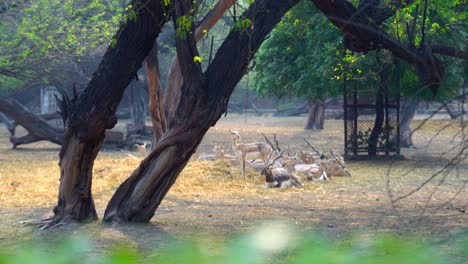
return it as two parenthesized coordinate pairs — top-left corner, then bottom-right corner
(261, 153), (304, 188)
(230, 130), (272, 181)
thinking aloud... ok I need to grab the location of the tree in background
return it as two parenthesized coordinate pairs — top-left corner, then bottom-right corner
(385, 0), (467, 147)
(0, 0), (123, 147)
(254, 0), (342, 130)
(0, 0), (123, 90)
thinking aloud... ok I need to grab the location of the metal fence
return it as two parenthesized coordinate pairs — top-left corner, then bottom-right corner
(344, 84), (400, 157)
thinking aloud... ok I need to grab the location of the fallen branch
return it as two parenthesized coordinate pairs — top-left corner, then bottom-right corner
(0, 95), (63, 148)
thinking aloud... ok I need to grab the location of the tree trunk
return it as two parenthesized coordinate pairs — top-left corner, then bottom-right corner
(144, 44), (166, 147)
(0, 95), (63, 148)
(103, 0), (299, 223)
(397, 97), (419, 148)
(127, 82), (147, 135)
(304, 99), (325, 130)
(50, 0), (169, 225)
(444, 104), (462, 120)
(104, 120), (209, 222)
(368, 87), (385, 156)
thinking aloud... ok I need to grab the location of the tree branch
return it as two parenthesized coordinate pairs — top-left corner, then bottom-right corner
(309, 0), (451, 94)
(432, 45), (468, 60)
(163, 0), (236, 124)
(0, 95), (63, 147)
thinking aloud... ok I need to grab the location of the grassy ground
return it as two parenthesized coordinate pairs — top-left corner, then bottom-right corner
(0, 114), (466, 257)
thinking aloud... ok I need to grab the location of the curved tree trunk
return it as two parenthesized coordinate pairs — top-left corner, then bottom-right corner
(0, 95), (63, 148)
(104, 0), (299, 223)
(304, 99), (325, 130)
(397, 97), (419, 148)
(50, 0), (169, 225)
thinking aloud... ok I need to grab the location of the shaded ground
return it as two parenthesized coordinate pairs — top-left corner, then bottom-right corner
(0, 115), (466, 255)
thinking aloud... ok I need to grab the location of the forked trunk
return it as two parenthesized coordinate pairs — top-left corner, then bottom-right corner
(104, 0), (299, 223)
(305, 99), (325, 130)
(397, 97), (419, 147)
(51, 0), (168, 224)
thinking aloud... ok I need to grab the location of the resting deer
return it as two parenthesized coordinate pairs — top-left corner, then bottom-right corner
(230, 130), (272, 181)
(305, 151), (351, 180)
(261, 153), (304, 189)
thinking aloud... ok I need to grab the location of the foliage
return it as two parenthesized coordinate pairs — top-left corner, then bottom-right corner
(0, 228), (467, 264)
(254, 0), (343, 100)
(0, 0), (123, 89)
(254, 0), (467, 102)
(385, 0), (467, 100)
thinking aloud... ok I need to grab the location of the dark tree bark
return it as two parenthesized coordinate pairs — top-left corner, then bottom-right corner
(0, 95), (63, 148)
(305, 99), (325, 130)
(49, 0), (169, 225)
(397, 97), (419, 147)
(103, 0), (301, 223)
(127, 82), (148, 135)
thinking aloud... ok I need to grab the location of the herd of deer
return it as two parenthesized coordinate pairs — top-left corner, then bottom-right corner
(198, 130), (352, 189)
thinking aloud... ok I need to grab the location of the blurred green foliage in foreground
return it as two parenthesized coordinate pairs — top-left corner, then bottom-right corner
(1, 222), (467, 264)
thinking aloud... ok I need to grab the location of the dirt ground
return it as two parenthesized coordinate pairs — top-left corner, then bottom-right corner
(0, 114), (467, 255)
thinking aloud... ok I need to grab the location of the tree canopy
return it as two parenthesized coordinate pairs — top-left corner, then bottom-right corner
(0, 0), (123, 91)
(254, 1), (342, 100)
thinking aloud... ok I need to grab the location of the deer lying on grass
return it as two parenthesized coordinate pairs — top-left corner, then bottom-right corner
(305, 151), (351, 180)
(230, 130), (272, 181)
(298, 139), (327, 163)
(261, 154), (304, 189)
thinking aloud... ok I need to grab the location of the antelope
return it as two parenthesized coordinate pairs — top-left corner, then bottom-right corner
(294, 163), (329, 181)
(261, 154), (304, 189)
(306, 151), (351, 180)
(230, 130), (272, 181)
(134, 142), (148, 153)
(301, 139), (327, 162)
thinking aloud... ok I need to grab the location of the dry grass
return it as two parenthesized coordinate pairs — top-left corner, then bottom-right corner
(0, 114), (466, 250)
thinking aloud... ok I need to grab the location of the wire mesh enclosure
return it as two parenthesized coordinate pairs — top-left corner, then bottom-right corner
(343, 83), (400, 158)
